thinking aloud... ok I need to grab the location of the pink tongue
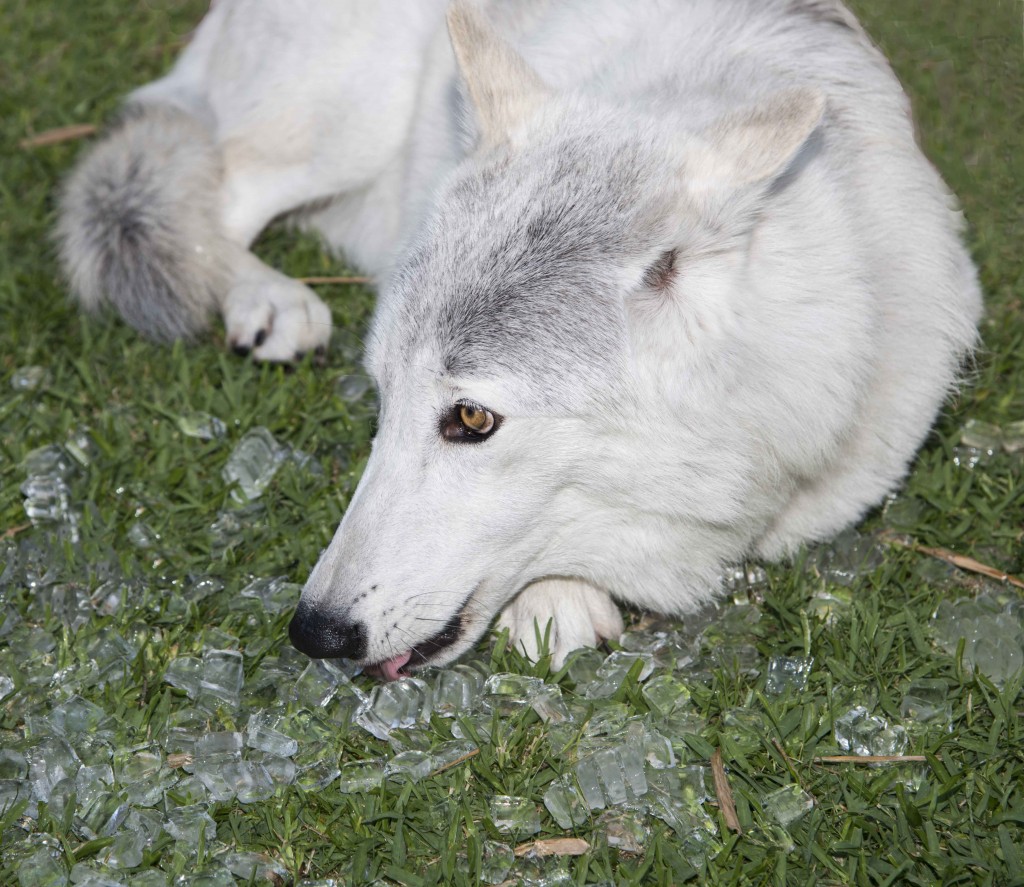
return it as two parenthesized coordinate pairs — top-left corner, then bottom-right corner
(366, 651), (412, 682)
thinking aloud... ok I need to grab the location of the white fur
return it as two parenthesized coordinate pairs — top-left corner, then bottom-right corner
(58, 0), (981, 671)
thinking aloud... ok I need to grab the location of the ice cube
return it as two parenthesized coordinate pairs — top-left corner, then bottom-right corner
(542, 775), (589, 829)
(239, 576), (301, 615)
(114, 745), (163, 784)
(247, 751), (297, 787)
(100, 829), (148, 869)
(177, 412), (227, 440)
(294, 743), (340, 790)
(433, 662), (488, 716)
(0, 748), (27, 780)
(482, 672), (544, 715)
(193, 732), (243, 766)
(478, 840), (515, 885)
(292, 660), (342, 708)
(565, 648), (606, 687)
(530, 685), (573, 724)
(641, 673), (691, 716)
(163, 657), (204, 698)
(900, 679), (953, 732)
(206, 761), (275, 803)
(199, 649), (244, 707)
(763, 784), (814, 826)
(574, 743), (647, 810)
(245, 710), (299, 757)
(810, 529), (885, 585)
(720, 708), (768, 751)
(451, 711), (494, 743)
(585, 651), (655, 698)
(220, 851), (289, 884)
(354, 677), (433, 739)
(17, 845), (68, 887)
(600, 808), (650, 853)
(959, 419), (1002, 453)
(645, 765), (709, 834)
(951, 445), (993, 470)
(335, 374), (373, 402)
(336, 758), (385, 793)
(765, 655), (813, 695)
(11, 365), (48, 391)
(171, 866), (236, 887)
(126, 520), (159, 549)
(26, 736), (82, 802)
(488, 795), (541, 835)
(385, 750), (433, 782)
(222, 427), (288, 502)
(1001, 419), (1024, 454)
(21, 475), (72, 524)
(164, 805), (217, 845)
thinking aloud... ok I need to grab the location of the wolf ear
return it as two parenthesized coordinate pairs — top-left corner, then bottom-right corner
(687, 87), (826, 195)
(447, 0), (550, 146)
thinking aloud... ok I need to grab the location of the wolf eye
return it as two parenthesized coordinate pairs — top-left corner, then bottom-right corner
(460, 405), (493, 433)
(441, 402), (501, 442)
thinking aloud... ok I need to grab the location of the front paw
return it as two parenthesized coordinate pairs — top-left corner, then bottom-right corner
(497, 578), (624, 667)
(223, 275), (332, 363)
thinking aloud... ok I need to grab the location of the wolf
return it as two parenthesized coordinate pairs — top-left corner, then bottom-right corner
(58, 0), (981, 676)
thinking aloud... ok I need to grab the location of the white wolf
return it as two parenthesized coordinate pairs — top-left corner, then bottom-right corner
(59, 0), (981, 676)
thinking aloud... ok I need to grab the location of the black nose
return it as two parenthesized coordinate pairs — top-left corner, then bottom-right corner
(289, 601), (368, 660)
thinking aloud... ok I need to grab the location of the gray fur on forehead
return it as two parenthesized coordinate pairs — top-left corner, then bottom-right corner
(388, 133), (673, 403)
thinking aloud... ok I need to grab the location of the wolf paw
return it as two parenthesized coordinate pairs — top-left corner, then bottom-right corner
(497, 579), (624, 668)
(223, 273), (332, 363)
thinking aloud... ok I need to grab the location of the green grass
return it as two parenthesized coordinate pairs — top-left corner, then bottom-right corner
(1, 1), (1022, 885)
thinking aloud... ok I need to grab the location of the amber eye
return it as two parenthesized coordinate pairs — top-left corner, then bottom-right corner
(441, 402), (501, 442)
(459, 404), (494, 434)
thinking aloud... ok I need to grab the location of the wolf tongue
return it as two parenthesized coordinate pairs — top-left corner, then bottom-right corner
(367, 650), (412, 682)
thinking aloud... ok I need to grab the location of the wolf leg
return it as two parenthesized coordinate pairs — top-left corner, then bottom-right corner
(59, 0), (445, 358)
(221, 252), (332, 361)
(57, 104), (332, 361)
(497, 579), (624, 667)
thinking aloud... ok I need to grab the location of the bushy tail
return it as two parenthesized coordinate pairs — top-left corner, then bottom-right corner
(57, 104), (231, 341)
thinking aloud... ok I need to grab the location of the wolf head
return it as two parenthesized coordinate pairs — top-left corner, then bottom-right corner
(289, 1), (828, 675)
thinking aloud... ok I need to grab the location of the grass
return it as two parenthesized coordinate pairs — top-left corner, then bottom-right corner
(1, 0), (1022, 885)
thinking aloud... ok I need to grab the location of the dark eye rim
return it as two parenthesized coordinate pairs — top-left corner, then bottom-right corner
(440, 401), (503, 443)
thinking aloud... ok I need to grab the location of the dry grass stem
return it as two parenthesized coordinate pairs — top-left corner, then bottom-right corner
(297, 276), (373, 285)
(883, 532), (1024, 590)
(814, 754), (929, 764)
(428, 747), (479, 776)
(1, 523), (32, 541)
(20, 123), (97, 148)
(711, 748), (743, 834)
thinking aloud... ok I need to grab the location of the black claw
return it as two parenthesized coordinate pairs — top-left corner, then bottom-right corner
(254, 329), (268, 347)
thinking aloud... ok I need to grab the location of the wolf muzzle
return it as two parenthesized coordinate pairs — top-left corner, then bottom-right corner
(288, 601), (368, 660)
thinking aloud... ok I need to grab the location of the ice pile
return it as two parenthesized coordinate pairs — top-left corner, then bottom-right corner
(931, 590), (1024, 686)
(0, 590), (767, 885)
(806, 529), (885, 586)
(2, 510), (963, 886)
(952, 418), (1024, 469)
